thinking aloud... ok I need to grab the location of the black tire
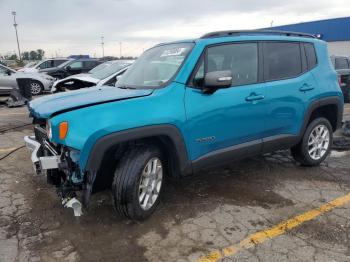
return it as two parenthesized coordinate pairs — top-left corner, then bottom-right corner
(112, 144), (164, 220)
(291, 117), (333, 166)
(30, 80), (43, 95)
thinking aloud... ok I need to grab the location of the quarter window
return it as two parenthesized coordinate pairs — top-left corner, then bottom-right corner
(304, 43), (317, 69)
(264, 42), (302, 81)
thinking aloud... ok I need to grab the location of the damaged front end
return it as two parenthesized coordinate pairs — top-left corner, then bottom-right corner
(24, 123), (84, 216)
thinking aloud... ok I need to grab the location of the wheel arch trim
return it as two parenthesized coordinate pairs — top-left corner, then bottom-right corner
(84, 124), (192, 175)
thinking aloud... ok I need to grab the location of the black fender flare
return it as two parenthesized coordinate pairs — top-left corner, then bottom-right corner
(84, 124), (192, 175)
(299, 96), (343, 137)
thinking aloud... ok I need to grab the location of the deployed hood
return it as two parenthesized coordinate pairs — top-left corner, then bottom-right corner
(28, 86), (153, 119)
(53, 74), (100, 87)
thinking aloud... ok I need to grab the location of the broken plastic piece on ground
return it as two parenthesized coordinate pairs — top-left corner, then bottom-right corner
(342, 121), (350, 137)
(63, 197), (83, 217)
(333, 137), (350, 151)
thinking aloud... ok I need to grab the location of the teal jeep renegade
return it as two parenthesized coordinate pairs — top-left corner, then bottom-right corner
(25, 30), (343, 220)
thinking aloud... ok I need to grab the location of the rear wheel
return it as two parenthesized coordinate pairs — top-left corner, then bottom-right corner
(292, 117), (333, 166)
(112, 144), (164, 220)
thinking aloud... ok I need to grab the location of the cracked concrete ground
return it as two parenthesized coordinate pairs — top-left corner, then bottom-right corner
(0, 103), (349, 262)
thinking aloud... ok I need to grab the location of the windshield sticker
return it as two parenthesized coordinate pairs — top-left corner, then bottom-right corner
(160, 47), (187, 57)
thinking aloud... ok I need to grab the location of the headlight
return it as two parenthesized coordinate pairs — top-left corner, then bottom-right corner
(46, 120), (52, 140)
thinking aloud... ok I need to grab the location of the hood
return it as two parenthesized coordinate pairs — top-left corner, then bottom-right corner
(28, 86), (154, 119)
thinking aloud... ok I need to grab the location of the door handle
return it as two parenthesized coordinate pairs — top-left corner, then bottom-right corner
(299, 83), (314, 92)
(245, 93), (265, 102)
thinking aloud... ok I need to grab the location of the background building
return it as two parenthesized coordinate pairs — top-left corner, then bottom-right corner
(271, 17), (350, 56)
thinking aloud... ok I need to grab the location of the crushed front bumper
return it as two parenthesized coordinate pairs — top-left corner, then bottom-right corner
(24, 135), (60, 174)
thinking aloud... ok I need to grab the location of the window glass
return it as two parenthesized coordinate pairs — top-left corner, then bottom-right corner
(193, 43), (258, 87)
(38, 61), (50, 69)
(116, 43), (193, 88)
(335, 58), (349, 70)
(264, 42), (302, 80)
(68, 61), (83, 69)
(304, 43), (317, 69)
(53, 60), (67, 67)
(84, 61), (98, 69)
(0, 66), (8, 75)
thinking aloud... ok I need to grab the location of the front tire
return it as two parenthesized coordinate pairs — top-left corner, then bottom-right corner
(30, 80), (43, 95)
(292, 117), (333, 166)
(112, 144), (164, 220)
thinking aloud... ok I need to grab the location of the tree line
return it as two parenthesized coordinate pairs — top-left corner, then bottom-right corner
(2, 49), (45, 61)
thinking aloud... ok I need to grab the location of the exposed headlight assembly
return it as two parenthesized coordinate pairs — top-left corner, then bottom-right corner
(46, 120), (52, 140)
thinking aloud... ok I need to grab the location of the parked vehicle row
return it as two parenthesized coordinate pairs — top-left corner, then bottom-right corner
(39, 58), (102, 79)
(24, 30), (344, 221)
(51, 60), (133, 92)
(18, 58), (71, 73)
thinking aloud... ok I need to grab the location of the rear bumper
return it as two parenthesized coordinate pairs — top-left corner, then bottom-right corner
(24, 135), (60, 174)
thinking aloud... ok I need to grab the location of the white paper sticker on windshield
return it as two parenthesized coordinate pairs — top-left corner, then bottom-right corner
(160, 47), (187, 57)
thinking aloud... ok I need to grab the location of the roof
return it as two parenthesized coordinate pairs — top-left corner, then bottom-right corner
(270, 17), (350, 42)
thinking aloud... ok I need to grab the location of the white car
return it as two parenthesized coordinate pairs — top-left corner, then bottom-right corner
(51, 60), (133, 92)
(18, 58), (70, 73)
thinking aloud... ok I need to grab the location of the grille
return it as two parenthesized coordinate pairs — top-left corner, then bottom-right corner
(34, 126), (48, 145)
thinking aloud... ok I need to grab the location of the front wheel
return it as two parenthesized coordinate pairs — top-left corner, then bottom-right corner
(30, 80), (43, 95)
(291, 117), (333, 166)
(112, 144), (164, 220)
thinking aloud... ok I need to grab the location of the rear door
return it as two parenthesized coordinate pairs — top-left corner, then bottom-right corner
(261, 41), (318, 152)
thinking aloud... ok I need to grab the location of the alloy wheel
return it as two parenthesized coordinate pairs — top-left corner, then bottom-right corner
(138, 157), (163, 210)
(307, 124), (330, 160)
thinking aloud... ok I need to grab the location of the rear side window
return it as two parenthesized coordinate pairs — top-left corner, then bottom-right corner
(304, 43), (317, 69)
(335, 57), (349, 70)
(264, 42), (302, 81)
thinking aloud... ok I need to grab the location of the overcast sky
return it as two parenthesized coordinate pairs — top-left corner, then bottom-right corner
(0, 0), (349, 58)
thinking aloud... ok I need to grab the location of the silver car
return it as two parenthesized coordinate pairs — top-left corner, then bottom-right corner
(0, 64), (55, 95)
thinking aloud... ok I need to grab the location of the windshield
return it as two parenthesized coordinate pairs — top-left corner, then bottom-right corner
(90, 61), (130, 80)
(116, 43), (193, 88)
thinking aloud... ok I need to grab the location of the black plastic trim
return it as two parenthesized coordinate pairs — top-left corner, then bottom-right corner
(85, 124), (191, 174)
(192, 139), (262, 172)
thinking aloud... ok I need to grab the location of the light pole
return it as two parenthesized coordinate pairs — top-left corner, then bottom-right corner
(270, 20), (274, 28)
(11, 11), (21, 61)
(101, 36), (105, 58)
(119, 42), (122, 58)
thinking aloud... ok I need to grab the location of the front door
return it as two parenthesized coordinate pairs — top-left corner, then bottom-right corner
(184, 42), (267, 163)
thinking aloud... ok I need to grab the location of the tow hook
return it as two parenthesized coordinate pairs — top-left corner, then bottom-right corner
(62, 197), (83, 217)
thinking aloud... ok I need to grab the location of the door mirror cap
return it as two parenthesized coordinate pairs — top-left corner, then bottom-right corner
(204, 70), (232, 89)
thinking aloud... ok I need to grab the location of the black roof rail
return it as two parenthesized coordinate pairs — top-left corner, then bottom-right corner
(200, 30), (317, 39)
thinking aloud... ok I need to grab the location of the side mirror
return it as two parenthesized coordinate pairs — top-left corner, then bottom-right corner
(6, 70), (12, 76)
(66, 66), (72, 71)
(204, 70), (232, 90)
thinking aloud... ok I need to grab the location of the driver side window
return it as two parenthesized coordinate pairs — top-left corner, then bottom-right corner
(192, 42), (258, 88)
